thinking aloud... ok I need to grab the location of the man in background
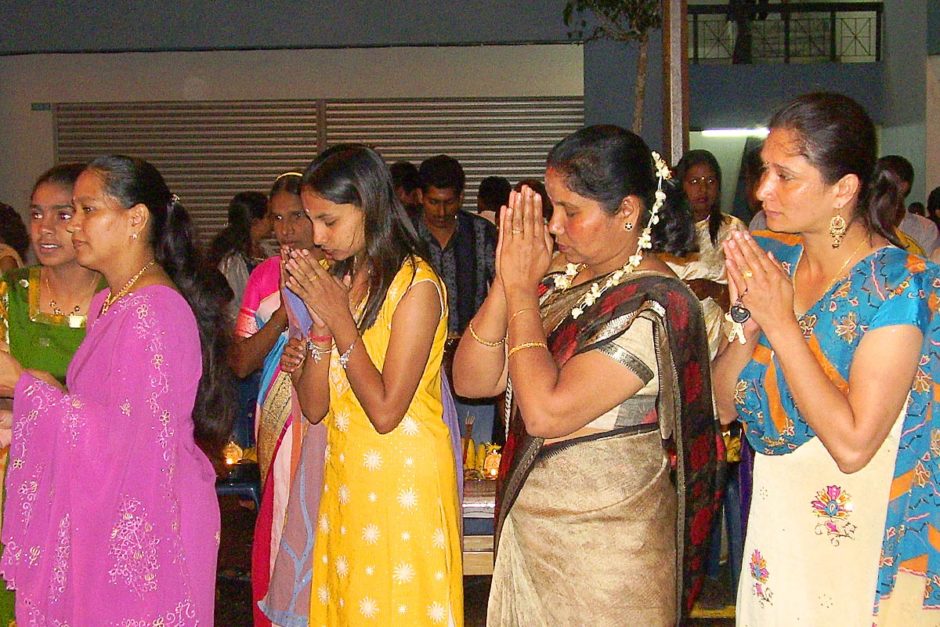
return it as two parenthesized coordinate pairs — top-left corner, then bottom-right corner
(878, 155), (938, 255)
(476, 175), (510, 225)
(413, 154), (498, 443)
(390, 160), (422, 221)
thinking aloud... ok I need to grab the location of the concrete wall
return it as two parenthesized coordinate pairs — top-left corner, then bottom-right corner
(0, 45), (583, 208)
(689, 62), (885, 129)
(0, 1), (928, 203)
(929, 0), (940, 56)
(0, 1), (662, 139)
(0, 1), (573, 52)
(879, 0), (928, 204)
(0, 1), (670, 209)
(927, 56), (940, 197)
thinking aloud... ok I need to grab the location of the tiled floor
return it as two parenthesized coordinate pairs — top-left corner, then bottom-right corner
(216, 496), (734, 625)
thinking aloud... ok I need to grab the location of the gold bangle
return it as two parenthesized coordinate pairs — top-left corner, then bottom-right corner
(467, 321), (505, 347)
(509, 307), (539, 326)
(507, 341), (548, 359)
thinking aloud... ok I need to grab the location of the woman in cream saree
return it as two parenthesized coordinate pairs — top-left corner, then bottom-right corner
(454, 125), (722, 626)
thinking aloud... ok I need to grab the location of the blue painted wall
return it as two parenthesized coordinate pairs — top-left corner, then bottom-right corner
(690, 62), (884, 128)
(929, 0), (940, 55)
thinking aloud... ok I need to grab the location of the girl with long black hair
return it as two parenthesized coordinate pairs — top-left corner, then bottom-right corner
(278, 144), (463, 625)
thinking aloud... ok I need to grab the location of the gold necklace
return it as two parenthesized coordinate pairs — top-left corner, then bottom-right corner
(100, 260), (156, 315)
(44, 267), (98, 317)
(794, 236), (868, 300)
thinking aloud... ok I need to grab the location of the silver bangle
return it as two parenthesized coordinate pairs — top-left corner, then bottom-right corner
(338, 337), (358, 369)
(306, 340), (334, 363)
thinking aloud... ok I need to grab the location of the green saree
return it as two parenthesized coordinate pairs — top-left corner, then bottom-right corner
(0, 266), (99, 623)
(0, 266), (95, 381)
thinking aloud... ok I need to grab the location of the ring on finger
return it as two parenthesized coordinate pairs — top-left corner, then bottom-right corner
(511, 229), (523, 234)
(741, 268), (754, 279)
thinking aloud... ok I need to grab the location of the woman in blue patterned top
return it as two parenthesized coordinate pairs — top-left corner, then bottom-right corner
(712, 92), (939, 624)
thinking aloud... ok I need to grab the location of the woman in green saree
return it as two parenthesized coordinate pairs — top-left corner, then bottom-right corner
(453, 126), (722, 625)
(0, 163), (101, 622)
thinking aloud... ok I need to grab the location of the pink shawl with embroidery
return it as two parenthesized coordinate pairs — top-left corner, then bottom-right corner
(1, 286), (219, 624)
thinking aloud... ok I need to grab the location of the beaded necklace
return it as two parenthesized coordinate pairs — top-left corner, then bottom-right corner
(43, 268), (97, 316)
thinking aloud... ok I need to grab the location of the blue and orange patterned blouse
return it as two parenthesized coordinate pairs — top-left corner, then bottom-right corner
(735, 233), (932, 454)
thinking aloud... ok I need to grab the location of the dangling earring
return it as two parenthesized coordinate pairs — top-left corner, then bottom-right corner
(624, 221), (634, 232)
(829, 212), (847, 248)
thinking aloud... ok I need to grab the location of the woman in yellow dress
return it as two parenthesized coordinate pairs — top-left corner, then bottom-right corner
(279, 144), (463, 625)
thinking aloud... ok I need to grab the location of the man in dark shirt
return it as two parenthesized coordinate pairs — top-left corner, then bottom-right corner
(413, 155), (497, 336)
(413, 155), (498, 443)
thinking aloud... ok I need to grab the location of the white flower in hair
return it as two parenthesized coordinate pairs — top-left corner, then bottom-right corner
(651, 151), (672, 181)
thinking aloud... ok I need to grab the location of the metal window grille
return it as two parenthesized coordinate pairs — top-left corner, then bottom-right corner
(55, 97), (584, 243)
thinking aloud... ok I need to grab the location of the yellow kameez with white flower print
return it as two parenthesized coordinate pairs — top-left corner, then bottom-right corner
(309, 258), (463, 626)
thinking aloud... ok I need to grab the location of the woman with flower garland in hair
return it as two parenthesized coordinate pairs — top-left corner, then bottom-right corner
(0, 155), (233, 623)
(453, 125), (722, 625)
(712, 93), (940, 624)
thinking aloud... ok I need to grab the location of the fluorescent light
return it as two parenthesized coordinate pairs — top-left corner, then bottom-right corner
(700, 128), (769, 138)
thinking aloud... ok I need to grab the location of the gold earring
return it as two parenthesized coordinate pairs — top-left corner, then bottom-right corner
(829, 213), (847, 248)
(624, 222), (634, 231)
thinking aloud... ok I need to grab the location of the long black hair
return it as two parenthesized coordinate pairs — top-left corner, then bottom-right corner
(547, 125), (696, 257)
(675, 149), (724, 247)
(86, 155), (235, 455)
(207, 191), (267, 268)
(768, 92), (901, 247)
(301, 144), (430, 331)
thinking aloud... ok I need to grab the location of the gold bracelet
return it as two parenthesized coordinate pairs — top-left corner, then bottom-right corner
(467, 321), (505, 347)
(509, 307), (539, 326)
(507, 341), (548, 359)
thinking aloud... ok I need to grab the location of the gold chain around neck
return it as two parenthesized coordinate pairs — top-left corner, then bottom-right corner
(794, 236), (868, 299)
(100, 260), (156, 315)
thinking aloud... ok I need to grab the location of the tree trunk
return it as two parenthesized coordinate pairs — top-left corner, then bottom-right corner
(632, 34), (649, 135)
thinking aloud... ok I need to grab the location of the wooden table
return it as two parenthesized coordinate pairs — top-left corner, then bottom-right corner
(462, 479), (496, 576)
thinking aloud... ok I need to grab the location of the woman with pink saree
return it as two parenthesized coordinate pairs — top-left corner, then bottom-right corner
(0, 155), (232, 623)
(230, 172), (326, 625)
